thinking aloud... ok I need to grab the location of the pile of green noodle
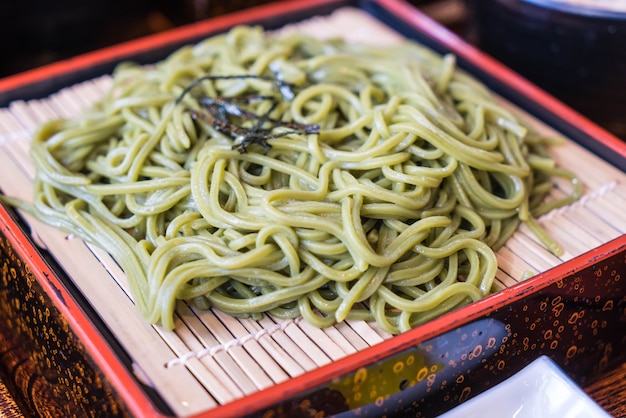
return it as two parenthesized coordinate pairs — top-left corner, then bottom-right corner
(3, 26), (581, 333)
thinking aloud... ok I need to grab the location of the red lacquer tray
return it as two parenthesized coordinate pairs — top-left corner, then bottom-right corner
(0, 1), (624, 417)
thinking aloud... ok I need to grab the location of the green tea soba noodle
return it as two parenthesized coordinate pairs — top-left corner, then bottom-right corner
(2, 26), (581, 333)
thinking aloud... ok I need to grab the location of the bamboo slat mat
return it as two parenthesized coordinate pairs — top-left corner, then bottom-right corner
(0, 8), (625, 416)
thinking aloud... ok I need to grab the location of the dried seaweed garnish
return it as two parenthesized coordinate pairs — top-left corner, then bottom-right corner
(176, 74), (319, 152)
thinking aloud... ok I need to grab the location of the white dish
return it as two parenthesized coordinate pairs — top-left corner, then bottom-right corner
(439, 356), (610, 418)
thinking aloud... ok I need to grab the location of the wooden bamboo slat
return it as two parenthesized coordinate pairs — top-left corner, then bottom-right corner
(0, 8), (625, 416)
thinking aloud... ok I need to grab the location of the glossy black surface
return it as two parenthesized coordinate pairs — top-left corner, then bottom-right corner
(467, 0), (626, 140)
(253, 241), (626, 417)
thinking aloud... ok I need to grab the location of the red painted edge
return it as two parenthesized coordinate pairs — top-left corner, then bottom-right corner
(0, 204), (162, 417)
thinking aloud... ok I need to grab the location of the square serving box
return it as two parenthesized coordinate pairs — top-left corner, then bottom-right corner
(0, 0), (624, 417)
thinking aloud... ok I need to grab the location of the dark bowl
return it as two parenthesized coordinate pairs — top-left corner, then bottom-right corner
(466, 0), (626, 140)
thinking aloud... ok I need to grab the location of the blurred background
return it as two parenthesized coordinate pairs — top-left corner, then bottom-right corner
(0, 0), (624, 139)
(0, 0), (467, 78)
